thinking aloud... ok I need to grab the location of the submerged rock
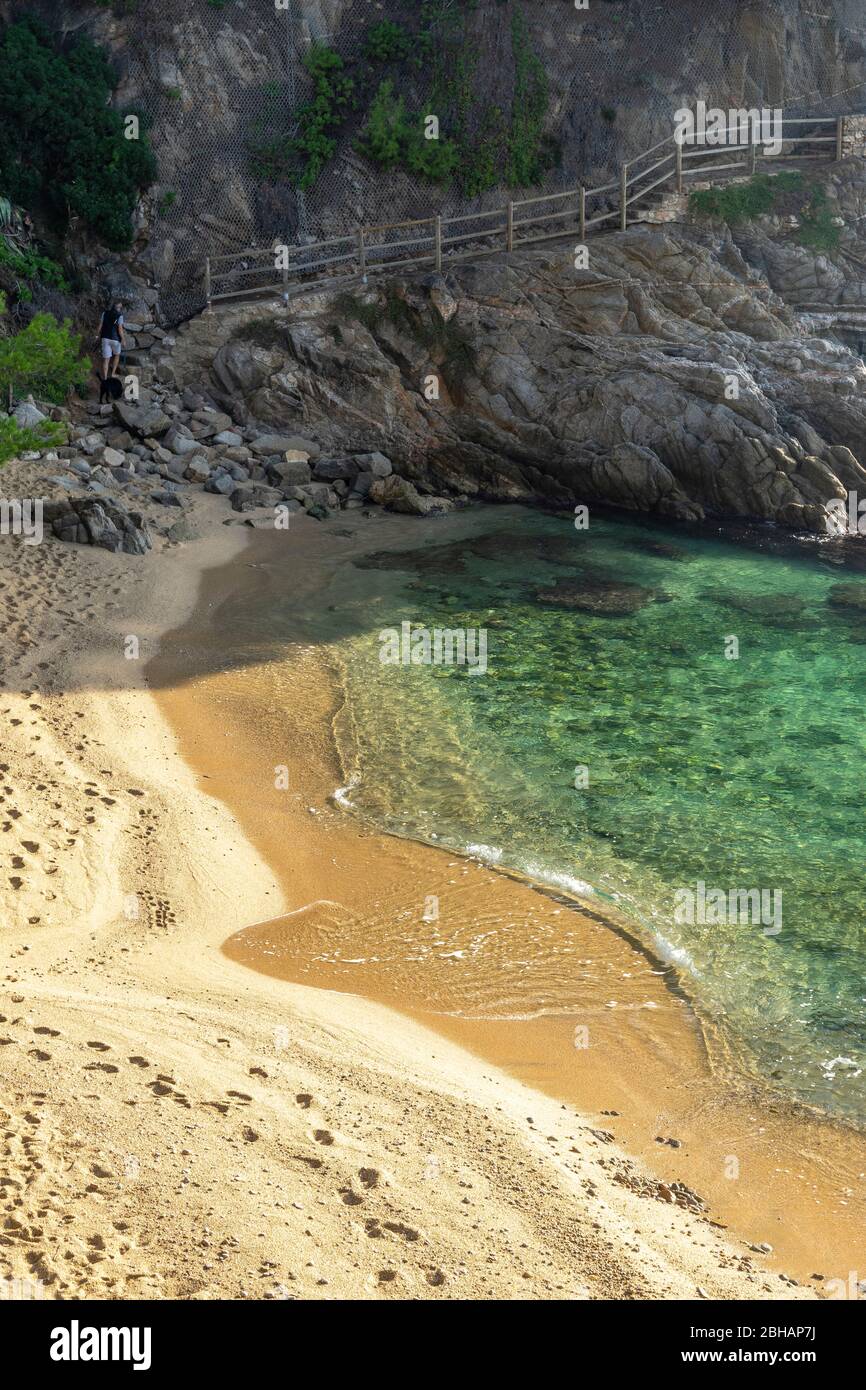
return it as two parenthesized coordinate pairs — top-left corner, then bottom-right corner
(535, 576), (662, 615)
(704, 591), (808, 622)
(828, 583), (866, 612)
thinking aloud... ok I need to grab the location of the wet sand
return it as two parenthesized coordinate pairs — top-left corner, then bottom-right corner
(151, 516), (866, 1290)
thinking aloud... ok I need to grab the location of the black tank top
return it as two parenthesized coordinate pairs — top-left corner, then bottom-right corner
(101, 309), (121, 339)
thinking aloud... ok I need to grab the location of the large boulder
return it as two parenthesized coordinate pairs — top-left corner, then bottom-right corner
(113, 398), (171, 438)
(369, 475), (454, 516)
(230, 484), (284, 512)
(312, 456), (357, 482)
(12, 400), (47, 428)
(353, 451), (393, 478)
(250, 433), (320, 458)
(44, 498), (151, 555)
(267, 456), (312, 487)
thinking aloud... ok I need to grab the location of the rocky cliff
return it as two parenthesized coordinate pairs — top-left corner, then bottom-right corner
(5, 1), (866, 322)
(154, 159), (866, 533)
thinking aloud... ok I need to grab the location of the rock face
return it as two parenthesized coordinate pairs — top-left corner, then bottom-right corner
(14, 0), (866, 324)
(164, 212), (866, 533)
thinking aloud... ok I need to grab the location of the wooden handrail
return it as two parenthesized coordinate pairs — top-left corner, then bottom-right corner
(205, 106), (853, 306)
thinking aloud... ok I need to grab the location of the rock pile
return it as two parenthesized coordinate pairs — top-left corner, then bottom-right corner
(8, 380), (451, 555)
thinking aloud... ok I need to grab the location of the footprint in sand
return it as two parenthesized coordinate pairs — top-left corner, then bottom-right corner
(340, 1189), (364, 1206)
(313, 1130), (334, 1146)
(383, 1221), (420, 1243)
(86, 1041), (111, 1051)
(128, 1056), (150, 1068)
(33, 1026), (60, 1037)
(295, 1094), (313, 1109)
(358, 1168), (380, 1189)
(84, 1062), (119, 1073)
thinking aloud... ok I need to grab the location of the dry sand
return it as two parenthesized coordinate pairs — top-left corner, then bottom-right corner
(0, 479), (826, 1299)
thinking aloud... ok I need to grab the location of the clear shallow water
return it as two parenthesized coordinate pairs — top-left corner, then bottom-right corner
(315, 509), (866, 1121)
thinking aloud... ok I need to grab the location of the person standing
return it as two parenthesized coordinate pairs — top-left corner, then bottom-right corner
(96, 301), (125, 382)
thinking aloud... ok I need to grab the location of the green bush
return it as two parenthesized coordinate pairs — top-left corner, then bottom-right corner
(364, 21), (411, 63)
(798, 184), (841, 253)
(291, 46), (355, 190)
(0, 413), (65, 466)
(356, 80), (405, 169)
(356, 80), (459, 183)
(0, 301), (89, 404)
(0, 17), (156, 249)
(0, 239), (68, 294)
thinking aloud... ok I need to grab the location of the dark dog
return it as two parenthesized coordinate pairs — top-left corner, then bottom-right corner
(98, 375), (123, 404)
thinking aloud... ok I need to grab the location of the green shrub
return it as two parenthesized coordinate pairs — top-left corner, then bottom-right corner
(356, 80), (405, 169)
(690, 174), (784, 223)
(0, 17), (156, 249)
(0, 413), (66, 466)
(0, 239), (68, 292)
(0, 302), (89, 403)
(356, 81), (460, 183)
(364, 21), (411, 63)
(291, 46), (355, 190)
(798, 184), (841, 252)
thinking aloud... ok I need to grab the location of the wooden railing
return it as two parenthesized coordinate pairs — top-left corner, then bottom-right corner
(204, 114), (848, 309)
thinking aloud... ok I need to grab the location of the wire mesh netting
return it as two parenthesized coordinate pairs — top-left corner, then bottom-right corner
(116, 0), (866, 324)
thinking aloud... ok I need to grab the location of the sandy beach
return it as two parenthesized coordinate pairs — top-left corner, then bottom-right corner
(0, 479), (851, 1299)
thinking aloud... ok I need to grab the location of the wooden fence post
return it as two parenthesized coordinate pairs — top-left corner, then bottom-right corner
(579, 185), (585, 242)
(837, 114), (846, 161)
(204, 256), (212, 313)
(620, 163), (629, 231)
(675, 142), (683, 194)
(506, 200), (514, 252)
(357, 227), (367, 283)
(434, 215), (442, 271)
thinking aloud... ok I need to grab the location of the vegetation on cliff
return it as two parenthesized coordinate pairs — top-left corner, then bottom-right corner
(0, 288), (86, 462)
(0, 16), (156, 251)
(690, 172), (841, 252)
(250, 0), (557, 198)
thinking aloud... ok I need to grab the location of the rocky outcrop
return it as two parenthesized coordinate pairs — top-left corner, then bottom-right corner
(160, 211), (866, 533)
(9, 1), (866, 324)
(43, 497), (151, 555)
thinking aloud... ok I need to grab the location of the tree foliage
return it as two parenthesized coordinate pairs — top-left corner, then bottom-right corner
(0, 294), (89, 404)
(0, 17), (156, 249)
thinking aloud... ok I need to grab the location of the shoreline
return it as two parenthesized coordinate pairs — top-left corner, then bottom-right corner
(149, 513), (865, 1292)
(0, 493), (817, 1300)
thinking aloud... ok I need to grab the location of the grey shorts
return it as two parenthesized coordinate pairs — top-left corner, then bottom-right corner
(101, 338), (122, 359)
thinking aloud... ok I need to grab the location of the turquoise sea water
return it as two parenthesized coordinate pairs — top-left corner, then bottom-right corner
(316, 508), (866, 1121)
